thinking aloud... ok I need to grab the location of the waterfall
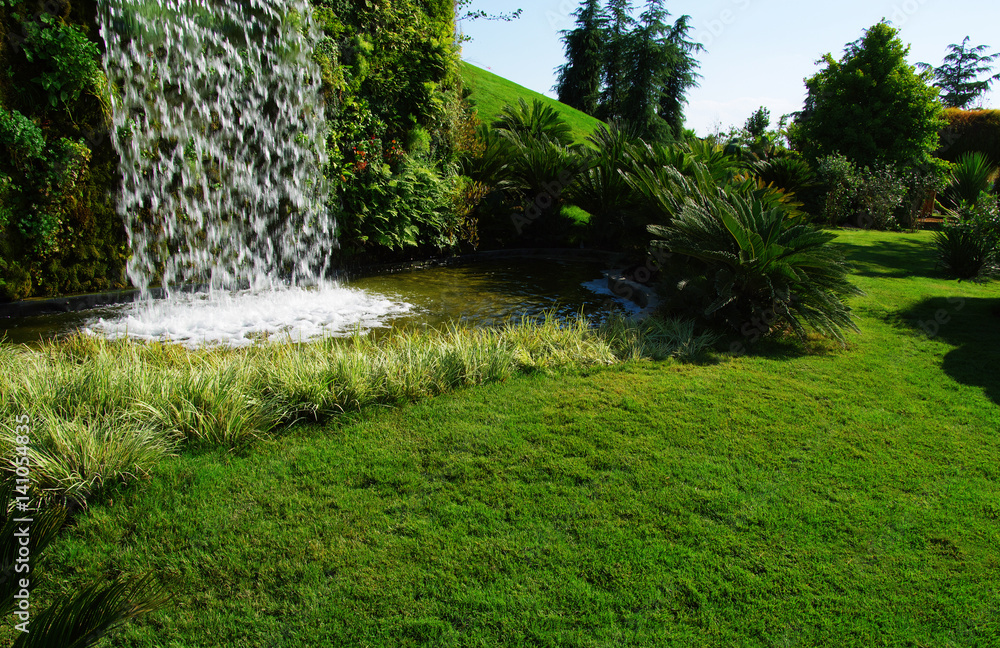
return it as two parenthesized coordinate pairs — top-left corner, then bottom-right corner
(98, 0), (335, 295)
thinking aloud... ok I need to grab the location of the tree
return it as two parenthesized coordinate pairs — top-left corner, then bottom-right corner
(621, 0), (674, 140)
(656, 14), (703, 138)
(455, 0), (522, 41)
(554, 0), (607, 116)
(790, 21), (945, 169)
(455, 0), (522, 22)
(918, 37), (1000, 109)
(744, 106), (771, 141)
(599, 0), (636, 122)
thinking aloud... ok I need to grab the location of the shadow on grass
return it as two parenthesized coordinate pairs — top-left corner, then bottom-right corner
(897, 296), (1000, 406)
(835, 233), (943, 279)
(714, 332), (843, 363)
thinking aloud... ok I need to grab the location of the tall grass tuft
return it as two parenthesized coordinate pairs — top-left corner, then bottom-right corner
(0, 316), (706, 502)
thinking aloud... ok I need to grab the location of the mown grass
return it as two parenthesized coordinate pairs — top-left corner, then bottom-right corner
(5, 230), (1000, 647)
(461, 62), (605, 145)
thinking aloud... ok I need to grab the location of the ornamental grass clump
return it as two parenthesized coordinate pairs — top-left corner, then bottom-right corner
(0, 316), (709, 502)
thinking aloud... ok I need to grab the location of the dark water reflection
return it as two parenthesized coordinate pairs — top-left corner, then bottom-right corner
(1, 258), (634, 346)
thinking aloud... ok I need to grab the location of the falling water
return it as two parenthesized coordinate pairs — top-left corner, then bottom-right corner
(99, 0), (334, 293)
(90, 0), (413, 346)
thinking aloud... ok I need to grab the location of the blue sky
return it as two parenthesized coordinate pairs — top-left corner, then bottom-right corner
(458, 0), (1000, 135)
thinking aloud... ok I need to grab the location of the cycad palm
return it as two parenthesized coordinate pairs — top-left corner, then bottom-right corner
(648, 191), (863, 343)
(948, 151), (999, 207)
(492, 98), (574, 147)
(1, 481), (170, 647)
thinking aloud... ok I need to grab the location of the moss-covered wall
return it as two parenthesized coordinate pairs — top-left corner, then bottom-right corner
(0, 0), (127, 300)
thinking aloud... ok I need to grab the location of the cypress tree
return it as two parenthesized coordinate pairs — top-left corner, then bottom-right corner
(554, 0), (607, 116)
(622, 0), (673, 140)
(658, 14), (703, 139)
(599, 0), (635, 123)
(918, 37), (1000, 109)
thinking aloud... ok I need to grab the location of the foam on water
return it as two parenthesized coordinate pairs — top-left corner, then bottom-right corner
(85, 283), (412, 348)
(580, 279), (643, 316)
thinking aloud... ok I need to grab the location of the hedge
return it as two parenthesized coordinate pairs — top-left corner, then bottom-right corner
(938, 108), (1000, 167)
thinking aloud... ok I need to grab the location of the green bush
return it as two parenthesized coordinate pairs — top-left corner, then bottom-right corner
(935, 195), (1000, 280)
(947, 151), (999, 207)
(337, 153), (458, 252)
(751, 155), (822, 215)
(816, 153), (941, 230)
(492, 98), (575, 147)
(622, 141), (803, 242)
(463, 102), (584, 246)
(567, 123), (642, 248)
(647, 190), (863, 344)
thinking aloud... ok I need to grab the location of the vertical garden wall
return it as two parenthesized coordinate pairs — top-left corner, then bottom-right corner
(0, 0), (126, 300)
(0, 0), (470, 300)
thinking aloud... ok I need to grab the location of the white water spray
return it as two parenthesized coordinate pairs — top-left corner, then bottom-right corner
(92, 0), (412, 346)
(100, 0), (334, 292)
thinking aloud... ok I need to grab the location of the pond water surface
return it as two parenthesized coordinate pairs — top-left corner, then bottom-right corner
(1, 258), (637, 347)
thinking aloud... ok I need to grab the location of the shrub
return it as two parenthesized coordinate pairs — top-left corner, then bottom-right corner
(21, 14), (103, 109)
(338, 153), (458, 252)
(947, 151), (999, 207)
(817, 153), (862, 226)
(647, 190), (863, 344)
(935, 194), (1000, 280)
(751, 156), (820, 210)
(466, 105), (583, 245)
(816, 154), (940, 230)
(568, 123), (642, 248)
(854, 163), (909, 230)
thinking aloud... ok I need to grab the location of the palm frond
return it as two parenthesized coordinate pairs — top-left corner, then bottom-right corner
(13, 574), (171, 648)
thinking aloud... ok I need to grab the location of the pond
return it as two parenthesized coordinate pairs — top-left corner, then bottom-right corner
(0, 257), (641, 347)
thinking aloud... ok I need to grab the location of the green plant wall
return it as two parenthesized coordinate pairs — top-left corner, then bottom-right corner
(313, 0), (471, 263)
(0, 0), (127, 301)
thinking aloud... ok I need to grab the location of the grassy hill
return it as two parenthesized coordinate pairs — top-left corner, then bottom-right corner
(460, 62), (605, 144)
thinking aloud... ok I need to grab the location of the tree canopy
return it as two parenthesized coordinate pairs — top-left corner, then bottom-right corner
(790, 21), (945, 169)
(918, 37), (1000, 109)
(555, 0), (702, 141)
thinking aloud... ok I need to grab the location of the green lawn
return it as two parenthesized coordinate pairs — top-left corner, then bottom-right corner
(461, 62), (606, 145)
(16, 230), (1000, 647)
